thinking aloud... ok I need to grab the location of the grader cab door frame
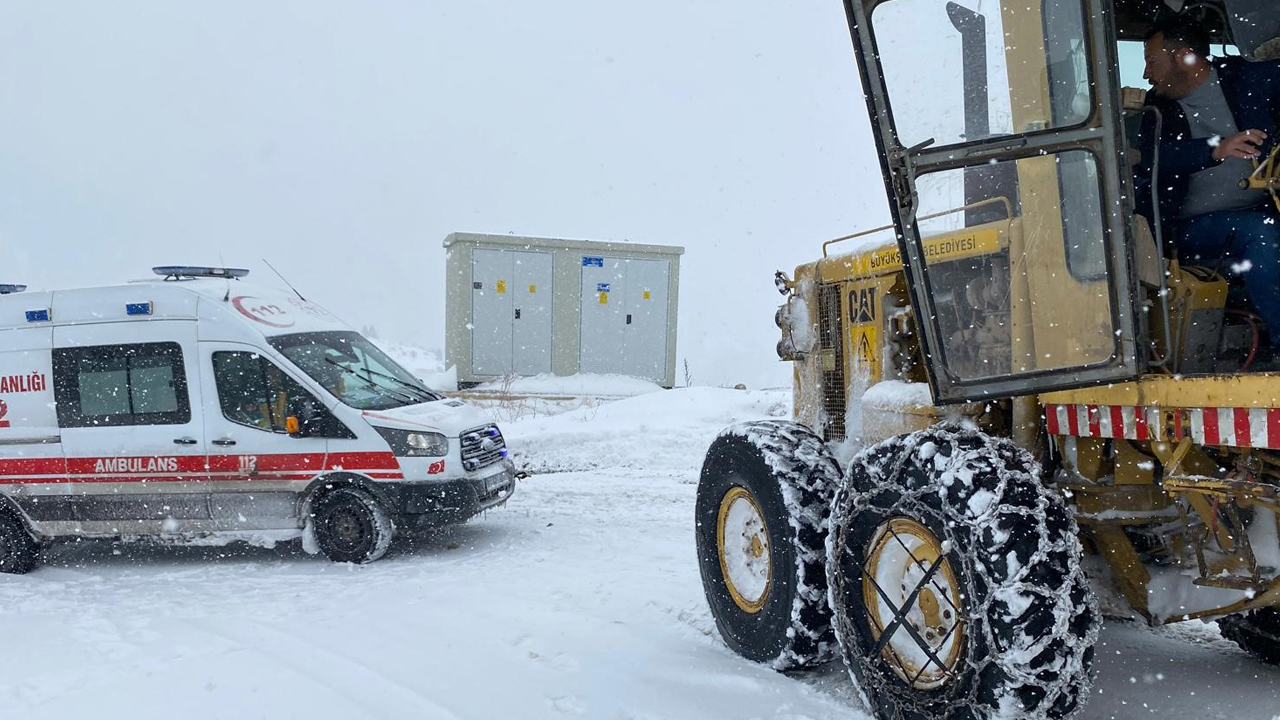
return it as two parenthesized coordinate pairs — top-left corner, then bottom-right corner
(841, 0), (1145, 404)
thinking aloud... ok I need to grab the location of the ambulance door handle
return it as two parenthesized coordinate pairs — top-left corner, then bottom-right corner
(173, 437), (198, 445)
(626, 314), (632, 325)
(212, 439), (237, 447)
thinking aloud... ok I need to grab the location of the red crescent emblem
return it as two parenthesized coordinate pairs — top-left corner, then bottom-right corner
(231, 296), (295, 328)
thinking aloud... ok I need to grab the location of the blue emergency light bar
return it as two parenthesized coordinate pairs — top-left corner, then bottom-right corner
(153, 266), (250, 280)
(25, 309), (50, 323)
(0, 285), (26, 295)
(126, 302), (153, 316)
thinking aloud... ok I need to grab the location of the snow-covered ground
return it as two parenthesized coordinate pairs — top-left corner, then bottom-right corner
(1, 387), (1277, 720)
(469, 373), (664, 398)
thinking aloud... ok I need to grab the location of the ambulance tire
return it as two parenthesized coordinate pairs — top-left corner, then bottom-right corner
(1218, 609), (1280, 665)
(0, 510), (39, 574)
(312, 487), (395, 564)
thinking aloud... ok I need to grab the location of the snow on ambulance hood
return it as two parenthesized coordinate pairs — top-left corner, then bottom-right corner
(360, 398), (496, 436)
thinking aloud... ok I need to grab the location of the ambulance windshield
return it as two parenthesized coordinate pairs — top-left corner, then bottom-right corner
(269, 331), (441, 410)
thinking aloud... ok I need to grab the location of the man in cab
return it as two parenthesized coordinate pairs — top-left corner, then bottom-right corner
(1137, 15), (1280, 357)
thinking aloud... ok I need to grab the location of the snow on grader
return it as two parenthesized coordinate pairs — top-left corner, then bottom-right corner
(695, 1), (1280, 718)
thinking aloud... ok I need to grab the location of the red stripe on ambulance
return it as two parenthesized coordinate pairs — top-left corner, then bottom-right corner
(0, 452), (403, 485)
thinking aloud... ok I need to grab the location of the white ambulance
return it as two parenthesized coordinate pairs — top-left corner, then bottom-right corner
(0, 267), (515, 572)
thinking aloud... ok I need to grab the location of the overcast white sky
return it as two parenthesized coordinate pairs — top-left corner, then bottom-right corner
(0, 0), (886, 389)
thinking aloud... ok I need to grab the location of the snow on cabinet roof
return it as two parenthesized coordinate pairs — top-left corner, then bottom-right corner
(444, 231), (684, 257)
(0, 277), (349, 336)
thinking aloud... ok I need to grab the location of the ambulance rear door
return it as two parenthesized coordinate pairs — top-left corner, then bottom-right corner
(0, 293), (64, 533)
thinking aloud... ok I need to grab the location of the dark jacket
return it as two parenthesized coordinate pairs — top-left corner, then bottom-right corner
(1135, 56), (1280, 233)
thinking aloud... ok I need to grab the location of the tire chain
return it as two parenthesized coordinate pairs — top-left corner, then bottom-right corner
(722, 420), (845, 670)
(1218, 608), (1280, 665)
(828, 424), (1100, 720)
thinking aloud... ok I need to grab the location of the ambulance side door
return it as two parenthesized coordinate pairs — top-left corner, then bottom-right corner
(200, 342), (335, 529)
(52, 321), (207, 533)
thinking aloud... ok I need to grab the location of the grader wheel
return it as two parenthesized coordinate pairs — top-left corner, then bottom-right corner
(695, 420), (843, 670)
(828, 425), (1100, 720)
(1219, 608), (1280, 666)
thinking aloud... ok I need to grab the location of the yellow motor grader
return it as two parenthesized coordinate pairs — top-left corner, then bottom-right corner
(695, 1), (1280, 718)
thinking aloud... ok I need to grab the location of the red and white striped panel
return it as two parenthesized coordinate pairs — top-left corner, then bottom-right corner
(1044, 404), (1159, 442)
(1183, 407), (1280, 448)
(1044, 403), (1280, 450)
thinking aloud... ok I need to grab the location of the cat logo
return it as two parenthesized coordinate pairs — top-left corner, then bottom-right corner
(852, 288), (876, 324)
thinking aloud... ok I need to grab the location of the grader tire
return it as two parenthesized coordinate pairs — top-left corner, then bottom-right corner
(828, 425), (1100, 720)
(1218, 608), (1280, 665)
(695, 420), (844, 671)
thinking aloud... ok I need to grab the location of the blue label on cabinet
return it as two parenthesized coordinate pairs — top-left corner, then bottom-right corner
(582, 256), (604, 267)
(597, 283), (611, 292)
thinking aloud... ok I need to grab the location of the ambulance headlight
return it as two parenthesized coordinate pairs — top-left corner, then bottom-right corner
(375, 428), (449, 457)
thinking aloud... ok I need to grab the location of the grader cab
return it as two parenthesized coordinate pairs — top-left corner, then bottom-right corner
(696, 1), (1280, 718)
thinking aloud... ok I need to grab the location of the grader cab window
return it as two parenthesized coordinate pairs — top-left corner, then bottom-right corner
(856, 0), (1279, 403)
(915, 150), (1113, 380)
(872, 0), (1092, 147)
(853, 0), (1142, 400)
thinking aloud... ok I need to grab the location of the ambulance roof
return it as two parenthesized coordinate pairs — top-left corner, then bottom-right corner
(0, 277), (350, 337)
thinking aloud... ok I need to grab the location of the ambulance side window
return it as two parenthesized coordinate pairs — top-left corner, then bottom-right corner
(213, 351), (353, 438)
(52, 342), (191, 428)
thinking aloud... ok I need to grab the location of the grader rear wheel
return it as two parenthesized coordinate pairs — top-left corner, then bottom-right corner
(828, 425), (1100, 720)
(695, 420), (843, 670)
(1218, 608), (1280, 665)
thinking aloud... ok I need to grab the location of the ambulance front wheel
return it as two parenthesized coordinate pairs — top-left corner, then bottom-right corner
(312, 487), (396, 564)
(0, 510), (40, 574)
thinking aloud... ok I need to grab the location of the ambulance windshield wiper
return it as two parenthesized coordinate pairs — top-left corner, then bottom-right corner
(347, 361), (442, 403)
(323, 357), (438, 405)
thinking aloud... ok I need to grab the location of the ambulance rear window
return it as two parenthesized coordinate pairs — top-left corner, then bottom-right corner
(52, 342), (191, 428)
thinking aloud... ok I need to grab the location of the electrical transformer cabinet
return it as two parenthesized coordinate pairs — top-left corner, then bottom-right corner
(444, 233), (683, 388)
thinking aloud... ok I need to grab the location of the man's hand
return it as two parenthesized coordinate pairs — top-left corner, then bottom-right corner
(1212, 129), (1268, 161)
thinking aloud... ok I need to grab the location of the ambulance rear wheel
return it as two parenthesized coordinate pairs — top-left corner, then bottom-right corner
(0, 511), (39, 574)
(312, 487), (395, 564)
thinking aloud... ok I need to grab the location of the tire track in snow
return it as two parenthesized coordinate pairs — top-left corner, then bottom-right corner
(194, 618), (468, 720)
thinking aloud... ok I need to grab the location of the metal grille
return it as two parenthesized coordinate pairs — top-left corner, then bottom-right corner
(818, 283), (846, 442)
(460, 424), (507, 470)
